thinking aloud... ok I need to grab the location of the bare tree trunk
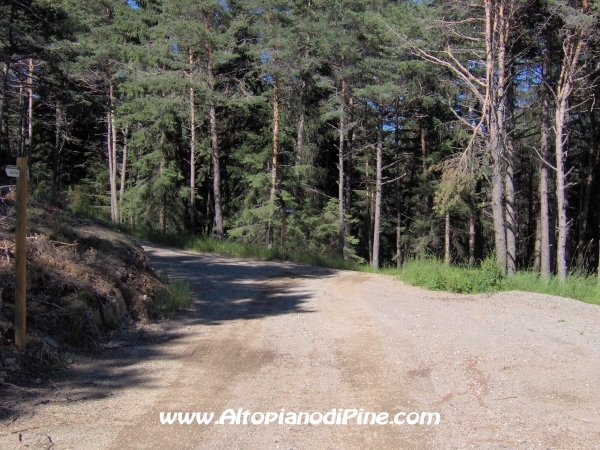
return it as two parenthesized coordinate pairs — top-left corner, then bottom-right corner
(295, 76), (306, 183)
(106, 110), (114, 221)
(345, 97), (354, 218)
(53, 101), (62, 194)
(268, 74), (280, 249)
(365, 149), (372, 265)
(395, 97), (402, 269)
(27, 58), (33, 164)
(18, 83), (24, 157)
(539, 69), (552, 279)
(189, 49), (196, 232)
(372, 109), (383, 270)
(555, 37), (583, 282)
(119, 127), (128, 223)
(486, 0), (509, 275)
(158, 157), (165, 233)
(0, 62), (8, 157)
(445, 212), (451, 265)
(338, 78), (345, 259)
(469, 214), (476, 266)
(108, 83), (119, 223)
(207, 44), (223, 240)
(504, 71), (516, 276)
(533, 213), (541, 273)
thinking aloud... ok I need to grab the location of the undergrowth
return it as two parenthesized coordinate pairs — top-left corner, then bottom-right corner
(397, 258), (600, 306)
(147, 272), (193, 319)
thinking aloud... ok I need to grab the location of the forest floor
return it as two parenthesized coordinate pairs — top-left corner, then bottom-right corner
(1, 242), (600, 449)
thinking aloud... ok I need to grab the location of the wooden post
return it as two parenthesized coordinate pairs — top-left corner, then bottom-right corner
(15, 157), (27, 349)
(281, 206), (287, 258)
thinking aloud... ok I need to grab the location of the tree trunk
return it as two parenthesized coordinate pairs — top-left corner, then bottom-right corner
(366, 148), (372, 265)
(27, 58), (33, 164)
(533, 213), (541, 273)
(53, 101), (62, 194)
(206, 44), (223, 239)
(338, 79), (345, 259)
(268, 73), (280, 249)
(119, 127), (128, 223)
(486, 0), (508, 275)
(345, 96), (353, 224)
(0, 62), (9, 158)
(504, 71), (516, 276)
(109, 83), (119, 223)
(555, 37), (583, 282)
(106, 110), (114, 221)
(469, 214), (476, 266)
(372, 109), (383, 270)
(295, 76), (306, 191)
(539, 69), (552, 279)
(395, 97), (402, 269)
(18, 83), (24, 157)
(158, 156), (166, 233)
(189, 49), (196, 232)
(445, 212), (451, 265)
(555, 98), (569, 282)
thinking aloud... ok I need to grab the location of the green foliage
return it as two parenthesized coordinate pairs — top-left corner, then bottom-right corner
(399, 257), (503, 294)
(398, 258), (600, 306)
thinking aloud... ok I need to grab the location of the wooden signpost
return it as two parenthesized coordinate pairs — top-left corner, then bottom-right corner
(6, 158), (28, 349)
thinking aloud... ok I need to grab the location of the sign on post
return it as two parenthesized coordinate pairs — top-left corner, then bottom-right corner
(5, 165), (29, 179)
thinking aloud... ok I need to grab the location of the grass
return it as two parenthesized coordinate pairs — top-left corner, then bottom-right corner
(396, 258), (600, 306)
(148, 271), (193, 319)
(115, 225), (600, 307)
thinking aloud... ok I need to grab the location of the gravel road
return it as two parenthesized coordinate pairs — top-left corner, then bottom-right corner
(4, 243), (600, 449)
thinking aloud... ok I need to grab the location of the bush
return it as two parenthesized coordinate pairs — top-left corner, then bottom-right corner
(147, 272), (192, 318)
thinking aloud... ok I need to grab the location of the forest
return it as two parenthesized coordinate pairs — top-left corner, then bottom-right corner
(1, 0), (600, 280)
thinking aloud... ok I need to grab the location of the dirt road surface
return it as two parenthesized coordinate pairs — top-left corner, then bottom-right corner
(3, 243), (600, 449)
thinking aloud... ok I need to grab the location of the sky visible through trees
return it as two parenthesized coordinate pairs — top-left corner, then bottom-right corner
(1, 0), (599, 280)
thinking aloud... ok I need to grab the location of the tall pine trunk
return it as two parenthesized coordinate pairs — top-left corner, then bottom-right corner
(207, 44), (223, 239)
(469, 214), (476, 266)
(372, 109), (383, 270)
(444, 212), (451, 265)
(108, 83), (118, 223)
(27, 58), (33, 164)
(53, 101), (62, 194)
(268, 74), (279, 249)
(395, 97), (402, 268)
(539, 63), (552, 279)
(0, 62), (8, 158)
(189, 49), (196, 232)
(119, 127), (128, 224)
(555, 37), (583, 282)
(504, 71), (516, 276)
(338, 79), (345, 259)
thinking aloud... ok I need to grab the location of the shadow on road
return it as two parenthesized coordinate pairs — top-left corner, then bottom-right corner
(0, 245), (338, 423)
(143, 244), (338, 325)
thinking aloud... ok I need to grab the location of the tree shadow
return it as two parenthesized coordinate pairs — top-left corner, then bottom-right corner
(0, 244), (337, 424)
(143, 243), (337, 325)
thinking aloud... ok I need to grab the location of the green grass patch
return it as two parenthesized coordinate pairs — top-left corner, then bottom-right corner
(396, 258), (600, 306)
(148, 272), (193, 319)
